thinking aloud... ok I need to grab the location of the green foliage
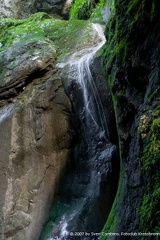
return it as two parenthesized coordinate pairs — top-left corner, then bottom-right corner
(102, 9), (128, 73)
(70, 0), (114, 22)
(102, 11), (117, 71)
(70, 0), (94, 20)
(102, 0), (159, 75)
(138, 109), (160, 235)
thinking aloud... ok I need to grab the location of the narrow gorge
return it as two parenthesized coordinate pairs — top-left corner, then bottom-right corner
(0, 0), (159, 239)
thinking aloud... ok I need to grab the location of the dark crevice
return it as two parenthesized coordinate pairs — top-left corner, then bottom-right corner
(24, 68), (49, 88)
(0, 68), (49, 101)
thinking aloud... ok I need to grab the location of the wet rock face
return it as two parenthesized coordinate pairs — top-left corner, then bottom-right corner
(0, 0), (70, 19)
(102, 0), (160, 236)
(0, 41), (56, 106)
(0, 39), (72, 240)
(54, 51), (119, 235)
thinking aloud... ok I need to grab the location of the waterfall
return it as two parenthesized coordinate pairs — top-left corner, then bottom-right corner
(71, 24), (109, 139)
(58, 23), (109, 142)
(40, 23), (118, 240)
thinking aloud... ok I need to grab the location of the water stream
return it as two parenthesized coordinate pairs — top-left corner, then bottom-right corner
(40, 23), (118, 240)
(74, 24), (108, 136)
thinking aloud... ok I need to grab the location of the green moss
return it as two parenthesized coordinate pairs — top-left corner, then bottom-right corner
(70, 0), (94, 20)
(102, 0), (160, 236)
(70, 0), (114, 22)
(102, 11), (117, 70)
(0, 12), (96, 60)
(138, 109), (160, 235)
(0, 13), (51, 50)
(42, 19), (94, 58)
(102, 0), (159, 74)
(103, 10), (129, 70)
(149, 89), (158, 101)
(100, 171), (122, 240)
(116, 39), (127, 62)
(100, 74), (122, 240)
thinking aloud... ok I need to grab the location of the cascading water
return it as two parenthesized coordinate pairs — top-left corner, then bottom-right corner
(40, 24), (118, 240)
(74, 24), (108, 137)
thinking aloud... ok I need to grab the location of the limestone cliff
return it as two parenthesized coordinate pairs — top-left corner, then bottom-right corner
(0, 17), (72, 239)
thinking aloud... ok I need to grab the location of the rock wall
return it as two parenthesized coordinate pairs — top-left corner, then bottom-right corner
(101, 0), (160, 238)
(0, 28), (72, 239)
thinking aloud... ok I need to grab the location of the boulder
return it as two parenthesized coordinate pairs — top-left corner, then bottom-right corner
(0, 0), (71, 19)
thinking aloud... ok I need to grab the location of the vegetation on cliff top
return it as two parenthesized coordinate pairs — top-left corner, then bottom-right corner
(70, 0), (114, 22)
(0, 12), (98, 60)
(103, 0), (160, 75)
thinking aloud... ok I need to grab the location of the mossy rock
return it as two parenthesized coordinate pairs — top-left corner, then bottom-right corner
(0, 12), (100, 60)
(101, 0), (160, 237)
(138, 109), (160, 235)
